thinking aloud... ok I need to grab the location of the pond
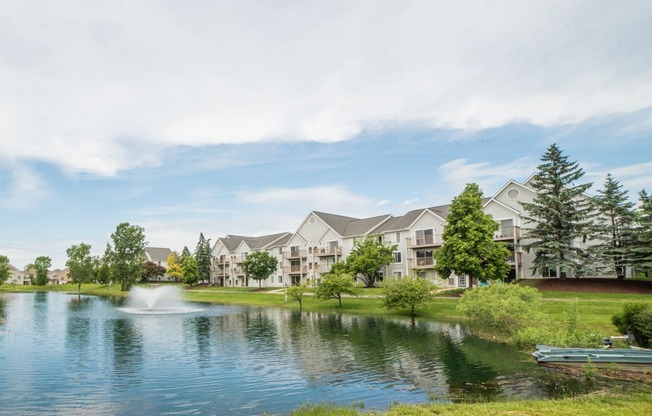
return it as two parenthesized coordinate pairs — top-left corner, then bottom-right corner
(1, 292), (571, 415)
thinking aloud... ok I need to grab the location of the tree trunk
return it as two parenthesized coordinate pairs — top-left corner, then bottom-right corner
(338, 295), (342, 308)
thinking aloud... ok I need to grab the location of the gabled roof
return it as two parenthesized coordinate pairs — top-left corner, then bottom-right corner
(218, 232), (292, 252)
(311, 211), (391, 238)
(145, 247), (174, 263)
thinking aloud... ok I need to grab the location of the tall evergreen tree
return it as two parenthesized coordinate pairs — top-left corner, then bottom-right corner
(632, 189), (652, 276)
(590, 174), (636, 279)
(521, 144), (594, 278)
(194, 233), (212, 284)
(435, 183), (510, 287)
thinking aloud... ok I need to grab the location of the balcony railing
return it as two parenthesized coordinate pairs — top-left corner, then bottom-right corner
(315, 246), (342, 256)
(232, 267), (245, 276)
(283, 250), (308, 259)
(407, 257), (435, 269)
(406, 235), (443, 248)
(283, 265), (308, 274)
(494, 226), (521, 240)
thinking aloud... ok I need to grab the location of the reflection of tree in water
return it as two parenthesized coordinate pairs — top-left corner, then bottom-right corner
(244, 309), (279, 349)
(287, 313), (537, 401)
(0, 295), (6, 325)
(188, 316), (212, 368)
(65, 297), (95, 362)
(108, 318), (143, 389)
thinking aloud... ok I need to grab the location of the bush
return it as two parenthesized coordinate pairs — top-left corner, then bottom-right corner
(457, 283), (542, 333)
(381, 276), (437, 318)
(513, 326), (603, 348)
(612, 303), (652, 347)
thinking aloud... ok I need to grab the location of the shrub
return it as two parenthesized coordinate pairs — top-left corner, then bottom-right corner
(381, 275), (437, 318)
(612, 303), (652, 347)
(457, 283), (542, 333)
(513, 326), (603, 348)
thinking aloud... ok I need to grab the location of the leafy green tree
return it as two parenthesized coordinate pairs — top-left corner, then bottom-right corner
(435, 183), (511, 287)
(286, 282), (308, 311)
(66, 243), (94, 296)
(106, 222), (147, 291)
(345, 235), (397, 288)
(521, 144), (594, 278)
(315, 272), (361, 307)
(632, 190), (652, 275)
(0, 255), (9, 285)
(30, 256), (52, 286)
(381, 275), (437, 318)
(141, 261), (166, 282)
(166, 253), (183, 282)
(94, 261), (111, 286)
(591, 174), (636, 279)
(194, 233), (212, 284)
(182, 255), (199, 286)
(242, 250), (278, 288)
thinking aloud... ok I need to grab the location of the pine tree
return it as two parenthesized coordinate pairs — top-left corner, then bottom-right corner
(521, 144), (594, 278)
(435, 183), (511, 287)
(590, 174), (636, 279)
(632, 189), (652, 276)
(194, 233), (212, 284)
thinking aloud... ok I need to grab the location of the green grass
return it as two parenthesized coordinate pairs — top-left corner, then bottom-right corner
(291, 392), (652, 415)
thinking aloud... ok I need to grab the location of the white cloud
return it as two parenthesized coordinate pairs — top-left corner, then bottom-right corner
(1, 0), (651, 175)
(587, 162), (652, 197)
(438, 158), (536, 196)
(0, 163), (51, 209)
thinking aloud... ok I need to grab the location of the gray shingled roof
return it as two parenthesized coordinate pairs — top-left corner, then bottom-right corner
(220, 232), (291, 252)
(145, 247), (174, 263)
(312, 211), (391, 237)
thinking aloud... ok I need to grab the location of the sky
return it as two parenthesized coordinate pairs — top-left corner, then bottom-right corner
(1, 0), (652, 270)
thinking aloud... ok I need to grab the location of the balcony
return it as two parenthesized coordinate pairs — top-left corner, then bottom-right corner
(232, 267), (245, 276)
(494, 226), (521, 240)
(506, 252), (522, 265)
(406, 235), (443, 248)
(407, 257), (435, 269)
(283, 250), (308, 259)
(315, 246), (342, 257)
(283, 265), (308, 274)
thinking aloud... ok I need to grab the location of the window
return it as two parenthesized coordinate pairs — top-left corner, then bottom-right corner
(395, 232), (401, 243)
(543, 268), (557, 278)
(393, 251), (402, 263)
(278, 247), (283, 255)
(415, 250), (434, 266)
(393, 271), (402, 278)
(415, 229), (434, 245)
(278, 276), (283, 284)
(378, 235), (383, 243)
(448, 277), (455, 286)
(458, 275), (467, 287)
(290, 245), (300, 257)
(241, 252), (248, 261)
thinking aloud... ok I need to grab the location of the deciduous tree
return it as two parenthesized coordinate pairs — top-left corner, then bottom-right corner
(166, 253), (183, 283)
(521, 144), (594, 278)
(345, 235), (397, 288)
(0, 255), (9, 285)
(381, 275), (437, 318)
(66, 243), (94, 296)
(106, 222), (147, 291)
(286, 282), (308, 311)
(141, 261), (166, 282)
(30, 256), (52, 286)
(435, 183), (510, 287)
(242, 250), (278, 288)
(315, 272), (361, 307)
(182, 255), (199, 286)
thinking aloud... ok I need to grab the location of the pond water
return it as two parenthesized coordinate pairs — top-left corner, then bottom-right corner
(1, 292), (568, 415)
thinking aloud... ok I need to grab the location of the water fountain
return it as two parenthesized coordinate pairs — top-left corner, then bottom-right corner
(118, 285), (203, 314)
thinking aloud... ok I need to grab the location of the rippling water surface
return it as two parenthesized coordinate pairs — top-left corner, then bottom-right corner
(1, 292), (553, 415)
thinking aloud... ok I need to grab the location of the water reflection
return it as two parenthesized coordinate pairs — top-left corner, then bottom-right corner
(109, 318), (143, 389)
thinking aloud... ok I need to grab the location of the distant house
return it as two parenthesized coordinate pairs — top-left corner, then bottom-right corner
(48, 269), (70, 285)
(144, 247), (176, 281)
(7, 264), (30, 285)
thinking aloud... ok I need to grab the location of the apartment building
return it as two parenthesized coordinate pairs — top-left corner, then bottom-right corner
(210, 177), (607, 288)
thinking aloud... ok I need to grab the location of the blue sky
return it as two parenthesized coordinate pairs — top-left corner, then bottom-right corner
(1, 1), (652, 269)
